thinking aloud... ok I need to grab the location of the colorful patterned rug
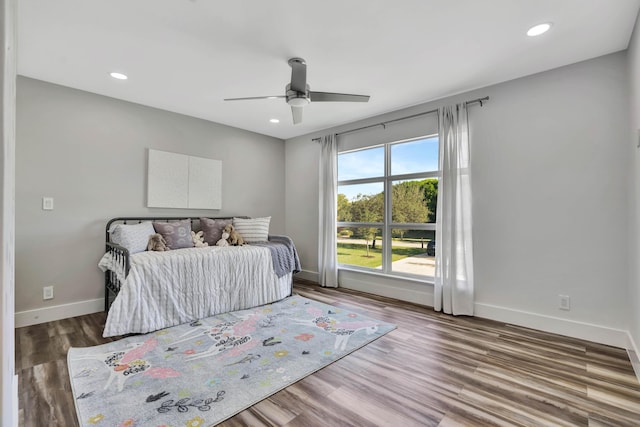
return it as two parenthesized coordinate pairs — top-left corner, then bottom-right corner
(68, 295), (396, 426)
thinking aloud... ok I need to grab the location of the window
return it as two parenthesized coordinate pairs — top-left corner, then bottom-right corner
(337, 136), (438, 279)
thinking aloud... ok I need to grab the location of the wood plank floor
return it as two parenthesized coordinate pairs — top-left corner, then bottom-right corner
(16, 279), (640, 426)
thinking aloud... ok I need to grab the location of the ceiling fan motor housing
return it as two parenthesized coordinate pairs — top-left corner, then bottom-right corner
(286, 83), (310, 107)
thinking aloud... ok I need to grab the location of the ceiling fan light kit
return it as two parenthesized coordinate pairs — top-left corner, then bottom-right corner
(286, 83), (310, 107)
(224, 57), (370, 124)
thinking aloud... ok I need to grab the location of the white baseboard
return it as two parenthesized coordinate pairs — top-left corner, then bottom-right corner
(13, 282), (635, 355)
(330, 269), (632, 350)
(296, 269), (320, 283)
(474, 302), (629, 349)
(13, 374), (17, 427)
(626, 332), (640, 383)
(628, 331), (640, 355)
(15, 298), (104, 328)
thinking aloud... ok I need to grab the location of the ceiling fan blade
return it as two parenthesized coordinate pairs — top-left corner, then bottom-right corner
(310, 92), (370, 103)
(291, 106), (303, 124)
(289, 58), (307, 93)
(224, 96), (285, 101)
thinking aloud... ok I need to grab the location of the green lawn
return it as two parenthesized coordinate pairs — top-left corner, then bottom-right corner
(337, 242), (427, 268)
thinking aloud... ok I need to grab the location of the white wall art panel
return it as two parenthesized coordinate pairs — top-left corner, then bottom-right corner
(147, 149), (222, 209)
(188, 155), (222, 209)
(147, 149), (189, 208)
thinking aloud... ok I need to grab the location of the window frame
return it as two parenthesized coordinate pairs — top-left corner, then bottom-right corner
(336, 134), (438, 281)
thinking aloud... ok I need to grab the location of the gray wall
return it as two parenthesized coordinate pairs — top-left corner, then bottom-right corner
(16, 77), (285, 312)
(628, 13), (640, 353)
(286, 52), (631, 342)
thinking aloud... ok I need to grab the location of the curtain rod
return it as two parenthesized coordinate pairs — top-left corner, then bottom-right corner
(311, 96), (489, 142)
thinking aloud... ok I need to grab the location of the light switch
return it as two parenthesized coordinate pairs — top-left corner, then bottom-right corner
(42, 197), (54, 211)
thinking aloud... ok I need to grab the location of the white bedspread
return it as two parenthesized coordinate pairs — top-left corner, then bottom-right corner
(100, 245), (292, 337)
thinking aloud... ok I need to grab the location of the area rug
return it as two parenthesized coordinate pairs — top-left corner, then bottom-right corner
(68, 295), (396, 426)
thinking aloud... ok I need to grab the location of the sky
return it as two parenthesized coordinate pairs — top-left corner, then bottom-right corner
(338, 136), (438, 201)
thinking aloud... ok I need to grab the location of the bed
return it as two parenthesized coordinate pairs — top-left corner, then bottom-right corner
(99, 216), (300, 337)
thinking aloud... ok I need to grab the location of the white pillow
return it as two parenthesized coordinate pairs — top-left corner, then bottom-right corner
(233, 217), (271, 243)
(110, 221), (156, 254)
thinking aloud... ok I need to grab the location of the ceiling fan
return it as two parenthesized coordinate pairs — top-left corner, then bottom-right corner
(224, 57), (370, 125)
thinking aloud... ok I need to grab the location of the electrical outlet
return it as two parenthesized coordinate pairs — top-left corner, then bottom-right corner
(559, 294), (570, 311)
(42, 197), (54, 211)
(43, 286), (54, 300)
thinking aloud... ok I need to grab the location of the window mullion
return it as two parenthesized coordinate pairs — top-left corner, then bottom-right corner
(383, 143), (392, 273)
(338, 176), (385, 187)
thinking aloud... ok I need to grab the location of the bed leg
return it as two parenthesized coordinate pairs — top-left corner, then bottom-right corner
(104, 272), (109, 312)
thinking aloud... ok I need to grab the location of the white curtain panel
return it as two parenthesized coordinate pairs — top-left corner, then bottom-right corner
(318, 134), (338, 287)
(434, 103), (475, 315)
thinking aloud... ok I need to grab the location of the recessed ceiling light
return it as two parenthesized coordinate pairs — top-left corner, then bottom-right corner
(527, 23), (552, 37)
(269, 118), (280, 123)
(110, 72), (128, 80)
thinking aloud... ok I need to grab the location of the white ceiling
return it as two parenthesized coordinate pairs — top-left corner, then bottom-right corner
(18, 0), (640, 140)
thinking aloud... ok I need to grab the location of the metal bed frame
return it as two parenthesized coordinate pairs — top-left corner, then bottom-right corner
(103, 216), (247, 311)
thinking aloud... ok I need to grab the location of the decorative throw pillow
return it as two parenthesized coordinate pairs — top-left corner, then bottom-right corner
(233, 216), (270, 243)
(153, 219), (193, 250)
(199, 217), (231, 246)
(109, 221), (156, 254)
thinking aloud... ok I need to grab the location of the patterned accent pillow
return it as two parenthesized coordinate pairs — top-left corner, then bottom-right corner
(199, 217), (232, 246)
(110, 221), (155, 254)
(153, 219), (193, 250)
(233, 217), (271, 243)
